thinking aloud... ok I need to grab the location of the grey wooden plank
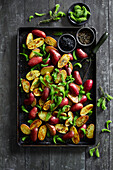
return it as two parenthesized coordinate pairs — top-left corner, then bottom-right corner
(85, 0), (110, 170)
(0, 0), (26, 170)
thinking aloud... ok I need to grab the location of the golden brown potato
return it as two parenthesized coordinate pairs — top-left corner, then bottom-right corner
(76, 115), (89, 127)
(26, 70), (40, 81)
(39, 98), (45, 107)
(55, 124), (68, 134)
(45, 36), (57, 47)
(38, 125), (47, 141)
(58, 54), (70, 68)
(30, 78), (40, 91)
(70, 126), (80, 144)
(55, 70), (67, 84)
(27, 38), (44, 49)
(38, 111), (48, 121)
(20, 124), (31, 135)
(30, 119), (42, 130)
(65, 111), (74, 127)
(45, 46), (58, 53)
(80, 104), (93, 116)
(26, 33), (33, 46)
(33, 88), (42, 96)
(29, 48), (40, 59)
(68, 93), (79, 103)
(86, 124), (95, 139)
(43, 100), (54, 111)
(41, 66), (54, 75)
(21, 79), (30, 93)
(31, 98), (37, 107)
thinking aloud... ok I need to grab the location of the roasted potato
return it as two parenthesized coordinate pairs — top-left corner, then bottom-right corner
(26, 70), (40, 81)
(21, 79), (30, 93)
(76, 115), (89, 127)
(80, 104), (93, 116)
(41, 66), (54, 75)
(39, 98), (45, 107)
(24, 92), (35, 105)
(55, 124), (68, 134)
(45, 46), (58, 53)
(55, 70), (67, 84)
(46, 123), (56, 136)
(20, 124), (31, 135)
(29, 48), (40, 59)
(32, 29), (46, 38)
(38, 125), (47, 141)
(45, 36), (57, 47)
(49, 116), (59, 125)
(30, 78), (40, 91)
(58, 54), (70, 68)
(31, 98), (37, 107)
(33, 88), (42, 96)
(70, 126), (80, 144)
(26, 33), (33, 46)
(62, 131), (75, 140)
(43, 100), (54, 111)
(65, 111), (74, 127)
(29, 107), (38, 119)
(27, 38), (44, 50)
(30, 127), (38, 142)
(86, 124), (95, 139)
(49, 49), (61, 66)
(68, 93), (79, 103)
(30, 119), (42, 130)
(38, 111), (48, 121)
(59, 97), (69, 108)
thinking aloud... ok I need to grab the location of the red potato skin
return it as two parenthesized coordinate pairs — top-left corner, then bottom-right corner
(68, 53), (73, 60)
(49, 116), (59, 125)
(62, 131), (75, 140)
(71, 103), (83, 112)
(79, 95), (87, 104)
(76, 49), (88, 59)
(29, 107), (38, 119)
(32, 29), (46, 38)
(49, 49), (61, 66)
(78, 124), (86, 138)
(30, 127), (38, 142)
(41, 87), (50, 101)
(41, 58), (51, 65)
(65, 64), (73, 76)
(73, 71), (82, 85)
(84, 79), (93, 93)
(59, 97), (69, 108)
(28, 57), (42, 67)
(69, 83), (79, 96)
(46, 123), (56, 136)
(24, 93), (35, 105)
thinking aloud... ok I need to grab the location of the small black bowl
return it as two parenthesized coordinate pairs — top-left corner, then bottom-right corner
(67, 2), (91, 26)
(58, 34), (76, 53)
(76, 27), (95, 46)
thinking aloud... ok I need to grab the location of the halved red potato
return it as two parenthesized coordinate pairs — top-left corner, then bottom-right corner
(49, 116), (59, 125)
(80, 104), (93, 116)
(62, 131), (75, 140)
(45, 36), (57, 47)
(24, 93), (35, 105)
(46, 123), (56, 136)
(70, 126), (80, 144)
(86, 124), (95, 139)
(76, 115), (89, 127)
(26, 70), (40, 81)
(30, 119), (42, 130)
(29, 48), (41, 59)
(26, 33), (33, 46)
(55, 124), (68, 134)
(27, 38), (44, 49)
(21, 79), (30, 93)
(29, 107), (38, 119)
(65, 111), (74, 127)
(43, 100), (54, 111)
(30, 127), (38, 142)
(33, 88), (42, 96)
(39, 98), (45, 107)
(30, 78), (40, 91)
(55, 70), (67, 84)
(32, 29), (46, 38)
(68, 93), (79, 103)
(58, 54), (70, 68)
(41, 66), (54, 75)
(59, 97), (68, 108)
(31, 98), (37, 107)
(38, 111), (48, 121)
(20, 124), (31, 135)
(38, 125), (47, 141)
(41, 87), (50, 101)
(45, 46), (58, 53)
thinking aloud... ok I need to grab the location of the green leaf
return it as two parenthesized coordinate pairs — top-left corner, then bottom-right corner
(36, 105), (42, 110)
(79, 85), (84, 90)
(101, 98), (107, 110)
(19, 53), (29, 61)
(42, 53), (50, 63)
(97, 97), (104, 107)
(41, 64), (48, 67)
(31, 64), (41, 71)
(81, 128), (86, 135)
(53, 32), (63, 36)
(73, 63), (82, 68)
(35, 12), (46, 16)
(45, 75), (53, 83)
(50, 103), (56, 112)
(47, 128), (51, 137)
(86, 93), (92, 100)
(33, 51), (43, 57)
(57, 137), (65, 143)
(57, 11), (66, 17)
(79, 90), (85, 95)
(53, 135), (59, 144)
(106, 120), (112, 129)
(95, 148), (100, 158)
(21, 105), (29, 113)
(56, 96), (62, 106)
(46, 112), (52, 121)
(57, 108), (62, 118)
(88, 111), (93, 116)
(89, 148), (95, 157)
(28, 120), (33, 124)
(53, 17), (61, 21)
(73, 116), (78, 126)
(59, 116), (70, 121)
(39, 76), (46, 86)
(54, 4), (60, 13)
(73, 50), (77, 60)
(62, 105), (70, 112)
(22, 136), (28, 141)
(49, 10), (52, 16)
(29, 15), (34, 22)
(101, 129), (111, 133)
(22, 44), (27, 49)
(78, 93), (83, 101)
(106, 94), (113, 101)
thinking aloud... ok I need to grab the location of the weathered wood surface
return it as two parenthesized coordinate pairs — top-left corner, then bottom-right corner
(0, 0), (112, 169)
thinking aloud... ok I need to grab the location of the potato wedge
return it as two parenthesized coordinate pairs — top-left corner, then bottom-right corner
(58, 54), (70, 68)
(21, 79), (30, 93)
(86, 124), (95, 139)
(29, 48), (40, 59)
(39, 98), (45, 107)
(65, 111), (74, 127)
(30, 119), (42, 130)
(41, 66), (54, 75)
(43, 100), (54, 111)
(52, 111), (67, 117)
(26, 33), (33, 46)
(27, 38), (44, 49)
(31, 98), (37, 107)
(76, 115), (89, 127)
(70, 126), (80, 144)
(30, 78), (40, 91)
(33, 88), (42, 96)
(38, 111), (48, 121)
(80, 104), (93, 116)
(55, 86), (65, 94)
(26, 70), (40, 81)
(43, 73), (53, 87)
(55, 124), (68, 134)
(45, 46), (58, 53)
(55, 70), (67, 84)
(45, 36), (57, 47)
(38, 125), (47, 141)
(76, 84), (81, 91)
(20, 124), (31, 135)
(68, 93), (79, 103)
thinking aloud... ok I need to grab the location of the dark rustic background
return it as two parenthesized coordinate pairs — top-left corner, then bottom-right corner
(0, 0), (113, 169)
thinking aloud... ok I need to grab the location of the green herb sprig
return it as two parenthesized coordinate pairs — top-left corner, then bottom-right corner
(89, 142), (100, 158)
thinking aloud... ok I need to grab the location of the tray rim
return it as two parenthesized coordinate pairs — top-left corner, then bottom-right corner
(17, 26), (97, 147)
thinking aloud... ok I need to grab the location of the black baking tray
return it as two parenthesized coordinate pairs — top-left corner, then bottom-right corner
(17, 27), (96, 147)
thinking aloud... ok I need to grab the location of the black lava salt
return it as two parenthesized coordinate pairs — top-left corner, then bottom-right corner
(59, 35), (75, 51)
